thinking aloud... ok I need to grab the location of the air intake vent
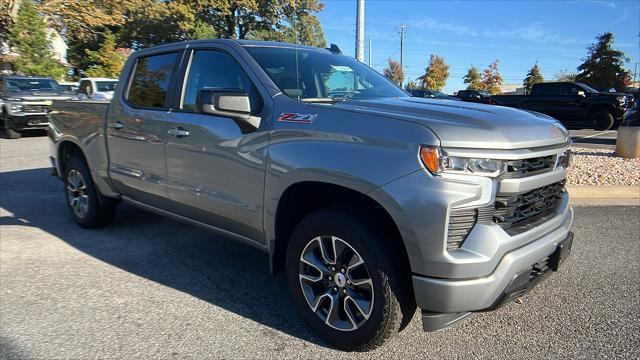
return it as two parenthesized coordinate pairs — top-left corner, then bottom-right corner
(447, 208), (477, 250)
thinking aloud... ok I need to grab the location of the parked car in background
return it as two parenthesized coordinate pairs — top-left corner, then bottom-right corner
(58, 82), (79, 92)
(455, 89), (494, 104)
(492, 82), (632, 130)
(409, 89), (459, 100)
(622, 105), (639, 126)
(48, 39), (574, 351)
(77, 78), (118, 101)
(0, 75), (76, 139)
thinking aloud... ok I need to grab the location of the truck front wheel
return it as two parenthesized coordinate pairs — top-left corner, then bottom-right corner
(64, 157), (116, 228)
(286, 206), (414, 351)
(1, 114), (22, 139)
(590, 111), (614, 131)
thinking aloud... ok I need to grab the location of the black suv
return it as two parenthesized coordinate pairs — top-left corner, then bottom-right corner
(455, 90), (494, 104)
(409, 89), (459, 100)
(0, 76), (76, 139)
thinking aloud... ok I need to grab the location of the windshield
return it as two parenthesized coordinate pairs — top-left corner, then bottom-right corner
(576, 82), (599, 93)
(4, 78), (62, 92)
(244, 46), (407, 101)
(95, 81), (118, 92)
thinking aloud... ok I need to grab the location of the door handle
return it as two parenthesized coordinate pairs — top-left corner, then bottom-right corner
(109, 121), (124, 130)
(168, 127), (190, 138)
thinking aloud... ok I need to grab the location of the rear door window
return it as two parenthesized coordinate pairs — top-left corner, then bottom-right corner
(533, 83), (563, 96)
(127, 52), (179, 108)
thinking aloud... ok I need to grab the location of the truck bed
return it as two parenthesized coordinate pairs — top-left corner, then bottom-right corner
(491, 95), (530, 109)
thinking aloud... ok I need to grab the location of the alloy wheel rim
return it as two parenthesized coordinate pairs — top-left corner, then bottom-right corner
(298, 235), (374, 331)
(66, 169), (89, 219)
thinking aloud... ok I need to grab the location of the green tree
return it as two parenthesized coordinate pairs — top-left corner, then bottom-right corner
(523, 63), (544, 94)
(575, 32), (631, 90)
(418, 54), (449, 90)
(83, 31), (126, 78)
(191, 20), (218, 39)
(482, 60), (503, 95)
(8, 0), (65, 78)
(555, 69), (577, 82)
(383, 59), (404, 86)
(405, 80), (420, 91)
(463, 66), (483, 90)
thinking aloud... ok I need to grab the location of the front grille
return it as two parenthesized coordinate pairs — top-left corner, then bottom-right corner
(490, 181), (565, 234)
(447, 181), (566, 249)
(21, 104), (49, 113)
(503, 155), (556, 178)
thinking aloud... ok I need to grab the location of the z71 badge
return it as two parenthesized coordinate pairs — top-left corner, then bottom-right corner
(277, 113), (318, 124)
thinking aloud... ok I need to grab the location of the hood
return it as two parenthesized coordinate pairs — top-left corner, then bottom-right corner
(3, 90), (77, 101)
(332, 97), (569, 149)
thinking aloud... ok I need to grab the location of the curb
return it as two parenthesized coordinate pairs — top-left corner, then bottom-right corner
(567, 185), (640, 206)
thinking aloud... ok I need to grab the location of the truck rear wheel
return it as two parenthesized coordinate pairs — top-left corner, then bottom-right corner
(64, 157), (116, 228)
(590, 111), (614, 131)
(286, 206), (414, 351)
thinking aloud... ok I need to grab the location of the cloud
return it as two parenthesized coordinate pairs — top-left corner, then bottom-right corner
(407, 17), (575, 45)
(483, 23), (577, 45)
(407, 18), (478, 36)
(563, 0), (616, 9)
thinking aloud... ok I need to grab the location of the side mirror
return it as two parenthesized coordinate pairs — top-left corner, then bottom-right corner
(577, 91), (585, 97)
(197, 89), (251, 121)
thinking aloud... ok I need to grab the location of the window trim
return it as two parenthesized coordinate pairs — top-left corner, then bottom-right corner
(176, 47), (264, 115)
(123, 50), (184, 111)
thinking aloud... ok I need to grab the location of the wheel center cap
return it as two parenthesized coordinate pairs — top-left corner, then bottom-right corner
(334, 272), (346, 287)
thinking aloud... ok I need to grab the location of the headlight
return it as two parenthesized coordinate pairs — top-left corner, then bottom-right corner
(420, 146), (506, 177)
(556, 149), (571, 169)
(9, 103), (23, 112)
(617, 96), (627, 106)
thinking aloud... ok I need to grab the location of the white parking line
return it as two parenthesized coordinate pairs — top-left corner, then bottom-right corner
(572, 130), (615, 142)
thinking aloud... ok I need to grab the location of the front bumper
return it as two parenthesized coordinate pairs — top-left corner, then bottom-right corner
(5, 114), (50, 130)
(413, 200), (573, 314)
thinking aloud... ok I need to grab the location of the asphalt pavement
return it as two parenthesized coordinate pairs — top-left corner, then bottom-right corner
(570, 129), (617, 149)
(1, 135), (639, 359)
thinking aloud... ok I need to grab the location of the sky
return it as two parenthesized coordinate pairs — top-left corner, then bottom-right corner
(316, 0), (640, 93)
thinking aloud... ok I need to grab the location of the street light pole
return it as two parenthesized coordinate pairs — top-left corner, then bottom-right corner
(355, 0), (365, 62)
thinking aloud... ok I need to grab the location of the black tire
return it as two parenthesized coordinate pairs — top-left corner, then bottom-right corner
(286, 206), (415, 351)
(1, 116), (21, 139)
(63, 156), (116, 228)
(590, 111), (614, 131)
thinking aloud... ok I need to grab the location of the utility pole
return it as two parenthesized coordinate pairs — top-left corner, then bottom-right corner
(368, 37), (372, 67)
(355, 0), (365, 62)
(399, 24), (407, 73)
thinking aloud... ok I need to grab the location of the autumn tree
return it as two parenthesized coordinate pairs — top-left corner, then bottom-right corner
(8, 0), (65, 78)
(418, 54), (449, 90)
(39, 0), (327, 75)
(383, 59), (404, 86)
(83, 31), (127, 78)
(482, 60), (503, 95)
(575, 32), (631, 90)
(463, 66), (483, 90)
(555, 69), (577, 82)
(523, 63), (544, 94)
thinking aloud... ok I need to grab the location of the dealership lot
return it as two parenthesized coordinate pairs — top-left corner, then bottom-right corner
(1, 136), (639, 359)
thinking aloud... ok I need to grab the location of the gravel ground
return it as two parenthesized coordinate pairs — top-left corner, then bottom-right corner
(2, 136), (640, 359)
(567, 147), (640, 186)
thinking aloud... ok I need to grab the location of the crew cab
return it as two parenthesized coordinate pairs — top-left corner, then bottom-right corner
(48, 40), (574, 351)
(455, 89), (494, 104)
(492, 82), (632, 130)
(1, 75), (76, 138)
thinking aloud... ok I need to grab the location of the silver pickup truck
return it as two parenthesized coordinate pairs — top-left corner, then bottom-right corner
(48, 40), (574, 351)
